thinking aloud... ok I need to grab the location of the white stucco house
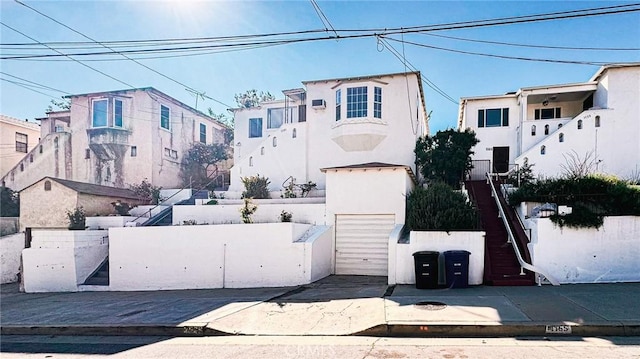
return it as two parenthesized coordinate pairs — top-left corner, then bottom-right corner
(458, 63), (640, 180)
(228, 71), (429, 194)
(1, 87), (231, 192)
(0, 114), (41, 179)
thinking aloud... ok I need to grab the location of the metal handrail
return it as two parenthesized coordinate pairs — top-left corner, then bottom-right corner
(486, 172), (559, 286)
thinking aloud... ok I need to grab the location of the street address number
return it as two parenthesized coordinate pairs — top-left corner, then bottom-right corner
(545, 325), (572, 334)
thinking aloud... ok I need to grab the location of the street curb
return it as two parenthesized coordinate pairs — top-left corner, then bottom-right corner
(355, 324), (640, 337)
(0, 325), (233, 337)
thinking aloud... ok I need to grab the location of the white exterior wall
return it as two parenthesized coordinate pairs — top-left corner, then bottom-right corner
(391, 231), (485, 286)
(21, 230), (109, 292)
(461, 97), (519, 166)
(0, 116), (41, 179)
(108, 223), (332, 290)
(230, 73), (426, 192)
(173, 202), (326, 225)
(528, 216), (640, 283)
(1, 232), (25, 284)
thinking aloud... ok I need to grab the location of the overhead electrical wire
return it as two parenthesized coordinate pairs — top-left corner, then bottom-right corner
(1, 3), (638, 61)
(309, 0), (339, 38)
(12, 0), (232, 108)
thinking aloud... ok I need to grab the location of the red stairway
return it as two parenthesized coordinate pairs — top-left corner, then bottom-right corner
(465, 180), (535, 286)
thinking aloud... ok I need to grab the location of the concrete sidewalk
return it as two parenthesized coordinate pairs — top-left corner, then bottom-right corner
(2, 277), (639, 337)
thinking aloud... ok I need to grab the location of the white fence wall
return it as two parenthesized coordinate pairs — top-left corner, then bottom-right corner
(21, 230), (109, 292)
(528, 216), (640, 283)
(108, 223), (332, 291)
(173, 203), (327, 225)
(1, 232), (24, 284)
(391, 231), (486, 286)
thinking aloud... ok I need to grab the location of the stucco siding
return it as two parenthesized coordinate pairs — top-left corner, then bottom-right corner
(20, 179), (78, 229)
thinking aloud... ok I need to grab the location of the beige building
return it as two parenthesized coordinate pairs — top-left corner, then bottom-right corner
(20, 177), (146, 230)
(0, 114), (41, 178)
(2, 87), (231, 191)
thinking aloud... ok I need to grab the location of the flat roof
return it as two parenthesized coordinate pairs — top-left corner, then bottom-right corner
(0, 114), (41, 129)
(321, 162), (417, 184)
(302, 71), (420, 85)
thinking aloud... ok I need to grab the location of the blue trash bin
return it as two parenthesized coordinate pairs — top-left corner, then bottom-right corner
(444, 250), (470, 288)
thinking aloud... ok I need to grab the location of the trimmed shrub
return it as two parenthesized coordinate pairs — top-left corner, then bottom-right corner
(406, 182), (480, 231)
(241, 174), (270, 199)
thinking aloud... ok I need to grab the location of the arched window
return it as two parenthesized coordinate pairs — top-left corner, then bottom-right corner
(559, 133), (564, 142)
(558, 123), (563, 129)
(531, 125), (536, 136)
(249, 156), (253, 167)
(44, 180), (51, 191)
(544, 124), (549, 135)
(260, 147), (265, 155)
(292, 128), (297, 138)
(30, 154), (34, 163)
(540, 145), (546, 155)
(273, 136), (277, 147)
(577, 119), (583, 129)
(54, 137), (59, 149)
(39, 145), (43, 154)
(19, 163), (24, 172)
(595, 115), (601, 127)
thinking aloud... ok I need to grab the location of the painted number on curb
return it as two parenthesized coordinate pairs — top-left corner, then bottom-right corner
(545, 325), (572, 334)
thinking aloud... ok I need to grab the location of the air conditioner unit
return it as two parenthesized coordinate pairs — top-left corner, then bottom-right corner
(311, 99), (326, 109)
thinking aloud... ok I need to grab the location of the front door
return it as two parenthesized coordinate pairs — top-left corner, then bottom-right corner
(492, 147), (510, 173)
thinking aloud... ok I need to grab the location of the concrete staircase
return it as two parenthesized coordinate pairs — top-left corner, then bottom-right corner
(83, 257), (109, 286)
(465, 180), (535, 286)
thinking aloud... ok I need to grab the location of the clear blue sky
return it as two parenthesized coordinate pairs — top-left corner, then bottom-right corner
(1, 0), (638, 133)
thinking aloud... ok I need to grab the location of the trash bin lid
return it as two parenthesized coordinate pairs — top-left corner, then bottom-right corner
(413, 251), (439, 256)
(443, 250), (470, 256)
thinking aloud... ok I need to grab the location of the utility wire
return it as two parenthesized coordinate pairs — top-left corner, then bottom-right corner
(13, 0), (231, 108)
(0, 71), (71, 94)
(382, 36), (609, 66)
(309, 0), (338, 37)
(2, 4), (638, 60)
(0, 21), (136, 88)
(419, 32), (640, 51)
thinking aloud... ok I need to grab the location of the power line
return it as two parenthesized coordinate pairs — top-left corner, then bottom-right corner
(0, 21), (136, 88)
(13, 0), (232, 109)
(0, 71), (71, 94)
(382, 36), (609, 66)
(309, 0), (338, 38)
(2, 4), (638, 60)
(420, 32), (640, 51)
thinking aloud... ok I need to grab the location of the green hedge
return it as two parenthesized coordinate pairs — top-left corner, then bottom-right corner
(406, 182), (480, 232)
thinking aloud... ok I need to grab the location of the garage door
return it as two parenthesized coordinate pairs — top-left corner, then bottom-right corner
(335, 214), (396, 276)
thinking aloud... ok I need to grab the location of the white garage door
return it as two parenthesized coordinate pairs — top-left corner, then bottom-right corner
(335, 214), (395, 276)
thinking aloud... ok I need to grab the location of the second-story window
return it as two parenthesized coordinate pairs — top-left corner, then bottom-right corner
(114, 99), (123, 127)
(477, 108), (509, 127)
(92, 99), (108, 127)
(374, 87), (382, 119)
(535, 107), (561, 120)
(347, 86), (367, 118)
(267, 108), (284, 129)
(160, 105), (170, 130)
(335, 89), (341, 121)
(249, 118), (262, 138)
(199, 123), (207, 143)
(15, 132), (27, 153)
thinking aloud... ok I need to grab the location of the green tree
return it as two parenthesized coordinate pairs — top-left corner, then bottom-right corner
(207, 109), (234, 144)
(180, 143), (229, 190)
(234, 89), (275, 108)
(46, 97), (71, 112)
(414, 128), (479, 189)
(0, 187), (19, 217)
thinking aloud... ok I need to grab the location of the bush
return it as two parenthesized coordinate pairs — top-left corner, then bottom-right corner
(406, 182), (480, 231)
(66, 206), (86, 230)
(240, 198), (258, 223)
(280, 210), (292, 222)
(129, 178), (163, 205)
(0, 187), (19, 217)
(241, 174), (270, 199)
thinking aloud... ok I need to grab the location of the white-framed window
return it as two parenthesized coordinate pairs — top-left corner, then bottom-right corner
(267, 108), (285, 129)
(478, 108), (509, 127)
(92, 98), (108, 127)
(535, 107), (561, 120)
(335, 89), (341, 121)
(15, 132), (27, 153)
(249, 118), (262, 138)
(346, 86), (367, 118)
(199, 123), (207, 143)
(374, 86), (382, 119)
(114, 99), (123, 127)
(160, 104), (170, 130)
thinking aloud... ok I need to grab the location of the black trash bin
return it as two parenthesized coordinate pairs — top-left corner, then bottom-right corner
(413, 251), (440, 289)
(444, 250), (471, 288)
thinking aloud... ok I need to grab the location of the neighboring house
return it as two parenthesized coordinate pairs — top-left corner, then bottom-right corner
(1, 87), (231, 192)
(19, 177), (146, 230)
(458, 63), (640, 180)
(0, 114), (40, 178)
(229, 72), (428, 193)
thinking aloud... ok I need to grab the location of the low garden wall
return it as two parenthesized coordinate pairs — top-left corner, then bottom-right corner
(1, 232), (24, 284)
(390, 230), (485, 286)
(528, 216), (640, 283)
(108, 223), (332, 291)
(173, 202), (327, 225)
(22, 230), (109, 292)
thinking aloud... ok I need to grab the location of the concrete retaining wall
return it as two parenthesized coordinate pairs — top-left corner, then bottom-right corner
(1, 232), (24, 284)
